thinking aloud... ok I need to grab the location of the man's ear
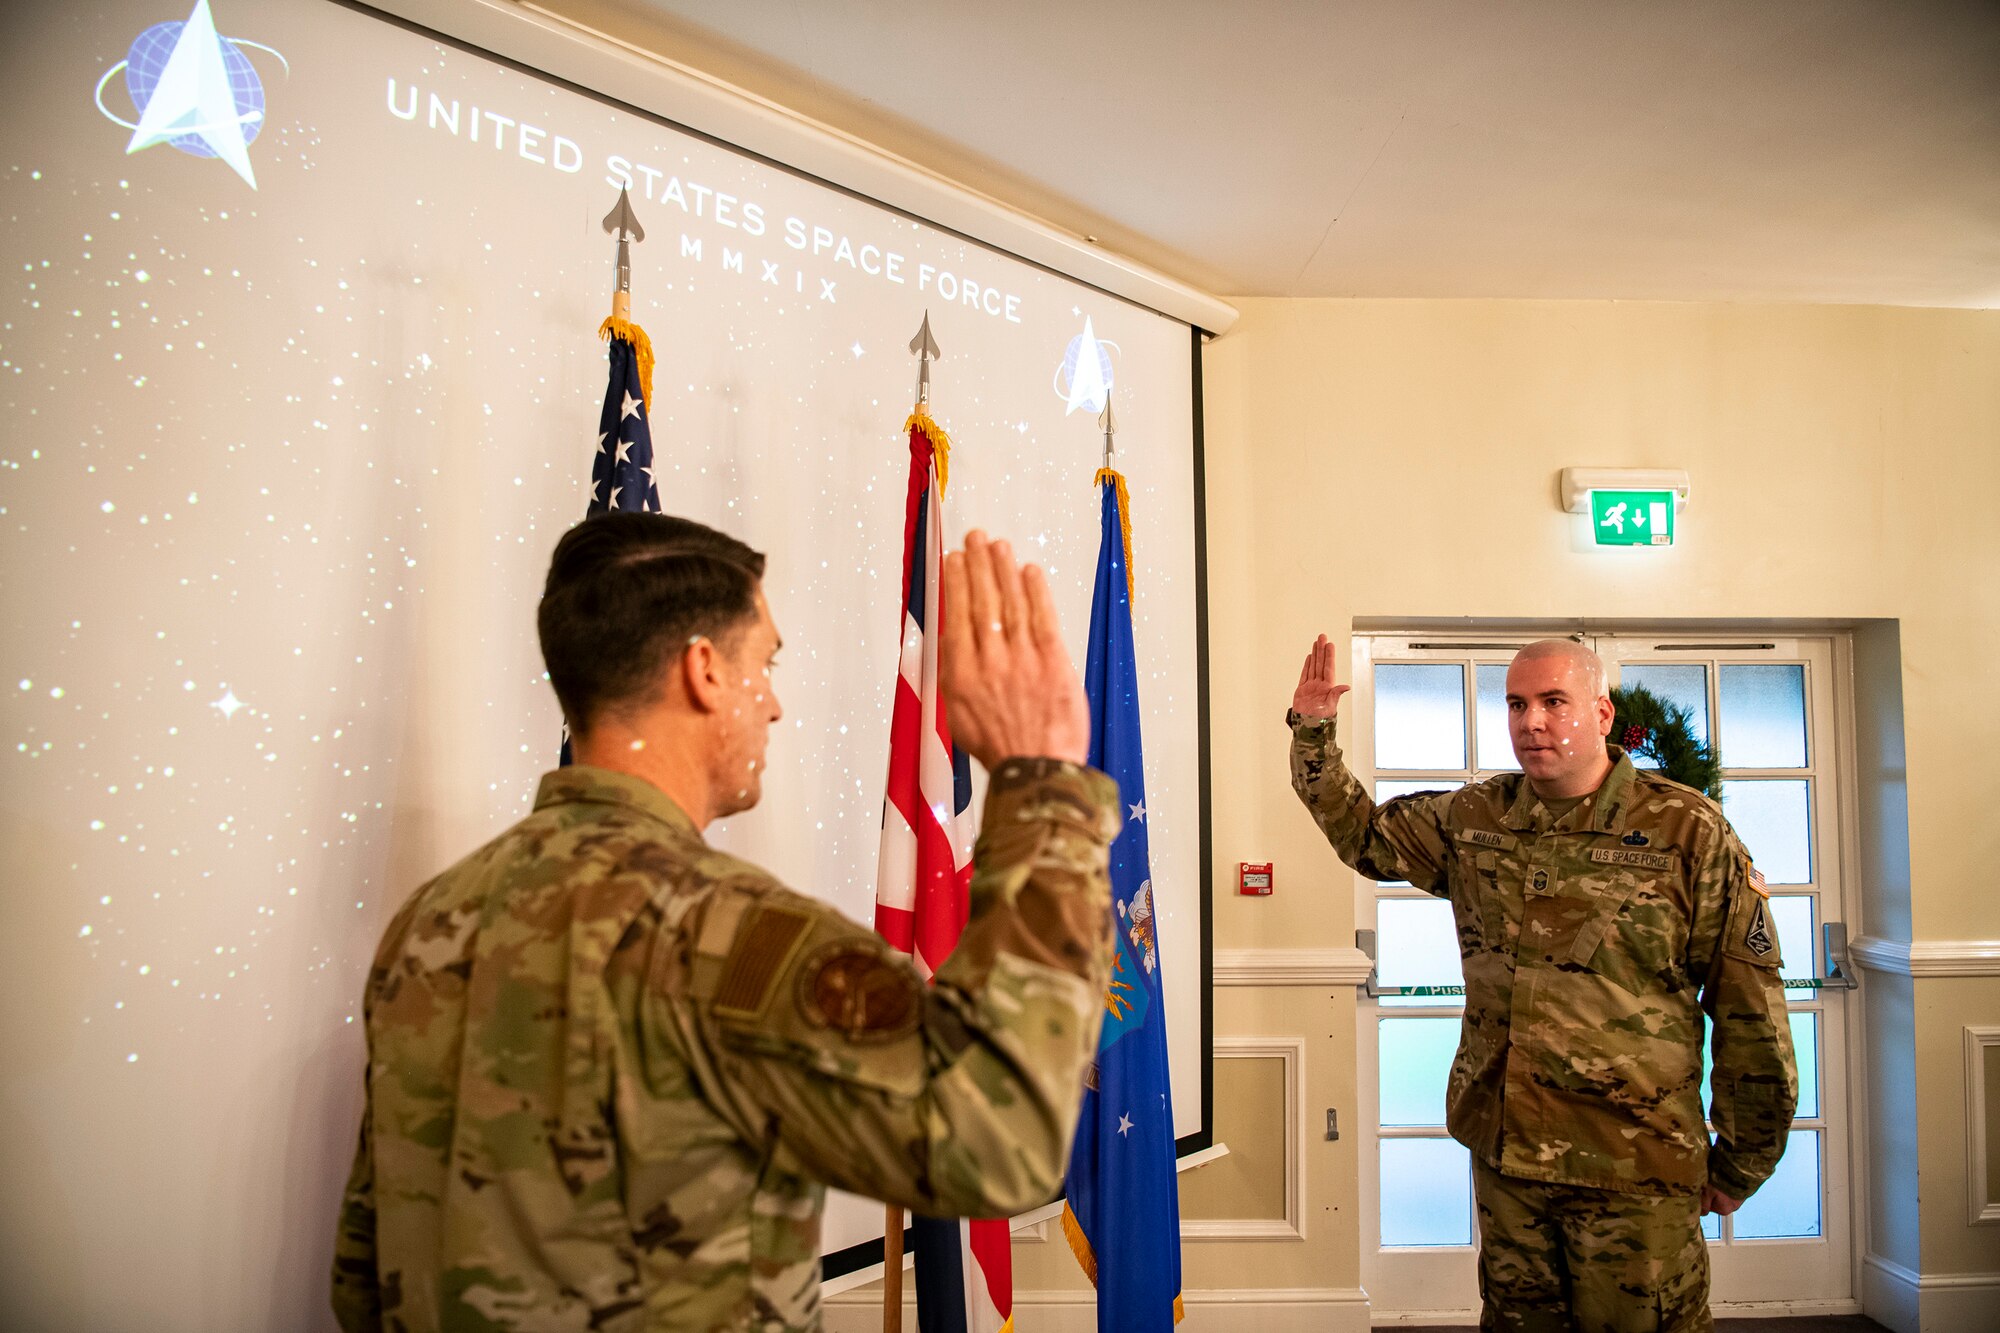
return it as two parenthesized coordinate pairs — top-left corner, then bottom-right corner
(1595, 692), (1615, 738)
(680, 637), (727, 715)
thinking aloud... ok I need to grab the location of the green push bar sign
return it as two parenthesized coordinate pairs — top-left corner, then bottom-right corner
(1590, 489), (1675, 547)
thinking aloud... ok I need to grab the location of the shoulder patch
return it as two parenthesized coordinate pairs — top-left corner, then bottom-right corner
(796, 941), (921, 1043)
(1743, 896), (1776, 958)
(1457, 828), (1513, 850)
(712, 904), (813, 1019)
(1588, 847), (1678, 872)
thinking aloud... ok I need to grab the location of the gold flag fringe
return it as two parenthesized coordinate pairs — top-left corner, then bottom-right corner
(905, 406), (954, 494)
(1094, 467), (1135, 602)
(1061, 1202), (1099, 1285)
(598, 316), (655, 413)
(1061, 1201), (1184, 1323)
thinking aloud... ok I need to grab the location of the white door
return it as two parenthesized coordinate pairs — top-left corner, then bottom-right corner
(1351, 633), (1856, 1321)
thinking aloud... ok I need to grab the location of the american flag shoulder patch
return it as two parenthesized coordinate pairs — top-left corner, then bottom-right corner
(713, 904), (813, 1018)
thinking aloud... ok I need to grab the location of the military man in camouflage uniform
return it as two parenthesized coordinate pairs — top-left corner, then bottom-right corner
(1289, 636), (1796, 1332)
(331, 513), (1120, 1332)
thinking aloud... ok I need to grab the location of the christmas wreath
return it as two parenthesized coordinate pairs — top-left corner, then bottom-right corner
(1608, 683), (1722, 799)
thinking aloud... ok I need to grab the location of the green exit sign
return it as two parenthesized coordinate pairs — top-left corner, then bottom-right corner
(1590, 490), (1675, 547)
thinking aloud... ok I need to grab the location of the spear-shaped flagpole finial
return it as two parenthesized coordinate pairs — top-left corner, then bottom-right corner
(602, 186), (646, 319)
(909, 311), (941, 407)
(1099, 396), (1118, 471)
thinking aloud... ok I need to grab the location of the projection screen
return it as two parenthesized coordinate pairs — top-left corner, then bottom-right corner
(0, 0), (1213, 1325)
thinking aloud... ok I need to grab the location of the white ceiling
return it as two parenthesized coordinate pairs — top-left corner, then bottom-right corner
(538, 0), (2000, 307)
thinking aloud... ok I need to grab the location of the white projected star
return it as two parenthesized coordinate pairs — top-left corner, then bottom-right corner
(1064, 317), (1110, 416)
(620, 391), (642, 421)
(210, 688), (244, 720)
(126, 0), (261, 189)
(850, 341), (865, 358)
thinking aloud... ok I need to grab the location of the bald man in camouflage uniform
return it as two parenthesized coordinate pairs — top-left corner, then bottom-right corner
(331, 514), (1119, 1332)
(1289, 636), (1796, 1332)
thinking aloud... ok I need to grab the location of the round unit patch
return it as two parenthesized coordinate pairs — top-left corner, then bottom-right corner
(797, 942), (921, 1043)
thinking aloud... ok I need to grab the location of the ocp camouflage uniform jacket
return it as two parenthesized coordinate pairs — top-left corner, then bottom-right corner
(331, 759), (1120, 1333)
(1289, 715), (1797, 1200)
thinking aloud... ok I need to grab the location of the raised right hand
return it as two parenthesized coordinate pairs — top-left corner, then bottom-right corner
(941, 530), (1090, 769)
(1293, 633), (1350, 720)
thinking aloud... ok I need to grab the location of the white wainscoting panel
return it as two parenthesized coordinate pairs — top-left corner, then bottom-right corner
(1181, 1037), (1306, 1242)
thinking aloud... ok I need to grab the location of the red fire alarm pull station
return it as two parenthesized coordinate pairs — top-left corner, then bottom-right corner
(1239, 862), (1273, 895)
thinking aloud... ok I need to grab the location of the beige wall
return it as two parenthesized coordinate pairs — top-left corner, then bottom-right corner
(1185, 299), (2000, 1304)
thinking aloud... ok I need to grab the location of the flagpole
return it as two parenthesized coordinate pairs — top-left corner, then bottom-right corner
(881, 311), (939, 1333)
(882, 1209), (904, 1333)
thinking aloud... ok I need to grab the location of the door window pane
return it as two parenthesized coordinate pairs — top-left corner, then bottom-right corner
(1770, 894), (1814, 983)
(1732, 1130), (1822, 1238)
(1619, 664), (1710, 770)
(1475, 664), (1520, 772)
(1719, 664), (1808, 769)
(1720, 780), (1813, 884)
(1790, 1011), (1819, 1120)
(1702, 1212), (1722, 1242)
(1381, 1138), (1472, 1246)
(1376, 664), (1466, 770)
(1379, 1018), (1458, 1127)
(1377, 898), (1463, 1008)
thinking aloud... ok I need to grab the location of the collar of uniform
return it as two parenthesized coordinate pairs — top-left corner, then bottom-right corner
(1584, 746), (1638, 833)
(1498, 744), (1637, 834)
(533, 765), (701, 838)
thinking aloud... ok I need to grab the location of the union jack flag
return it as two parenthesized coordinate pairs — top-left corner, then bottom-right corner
(874, 409), (1012, 1333)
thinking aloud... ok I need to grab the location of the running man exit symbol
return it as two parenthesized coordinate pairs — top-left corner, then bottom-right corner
(1590, 489), (1676, 547)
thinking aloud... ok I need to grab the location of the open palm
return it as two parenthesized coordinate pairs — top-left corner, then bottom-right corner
(1293, 633), (1350, 719)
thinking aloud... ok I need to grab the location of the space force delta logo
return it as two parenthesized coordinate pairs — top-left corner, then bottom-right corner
(95, 0), (287, 189)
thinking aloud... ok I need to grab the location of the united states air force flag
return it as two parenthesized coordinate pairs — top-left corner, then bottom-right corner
(1061, 468), (1183, 1330)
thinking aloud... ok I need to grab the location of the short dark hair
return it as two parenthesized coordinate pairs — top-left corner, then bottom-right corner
(537, 512), (766, 732)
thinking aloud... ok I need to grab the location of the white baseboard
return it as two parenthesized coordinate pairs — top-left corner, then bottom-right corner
(823, 1286), (1372, 1333)
(1863, 1251), (2000, 1333)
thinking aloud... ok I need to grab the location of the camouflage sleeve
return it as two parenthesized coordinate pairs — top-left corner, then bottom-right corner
(1691, 822), (1800, 1200)
(659, 757), (1120, 1218)
(329, 1100), (381, 1332)
(1288, 711), (1453, 893)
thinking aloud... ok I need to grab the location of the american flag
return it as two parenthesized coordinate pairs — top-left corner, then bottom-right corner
(561, 318), (657, 767)
(589, 318), (659, 517)
(874, 409), (1012, 1333)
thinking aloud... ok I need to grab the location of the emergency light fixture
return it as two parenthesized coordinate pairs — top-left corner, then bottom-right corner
(1559, 468), (1690, 549)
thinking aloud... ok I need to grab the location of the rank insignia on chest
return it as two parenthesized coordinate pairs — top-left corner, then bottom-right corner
(1744, 897), (1775, 957)
(1528, 867), (1557, 896)
(1621, 830), (1651, 847)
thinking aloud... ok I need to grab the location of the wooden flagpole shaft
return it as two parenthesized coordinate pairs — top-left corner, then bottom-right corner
(882, 1205), (904, 1332)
